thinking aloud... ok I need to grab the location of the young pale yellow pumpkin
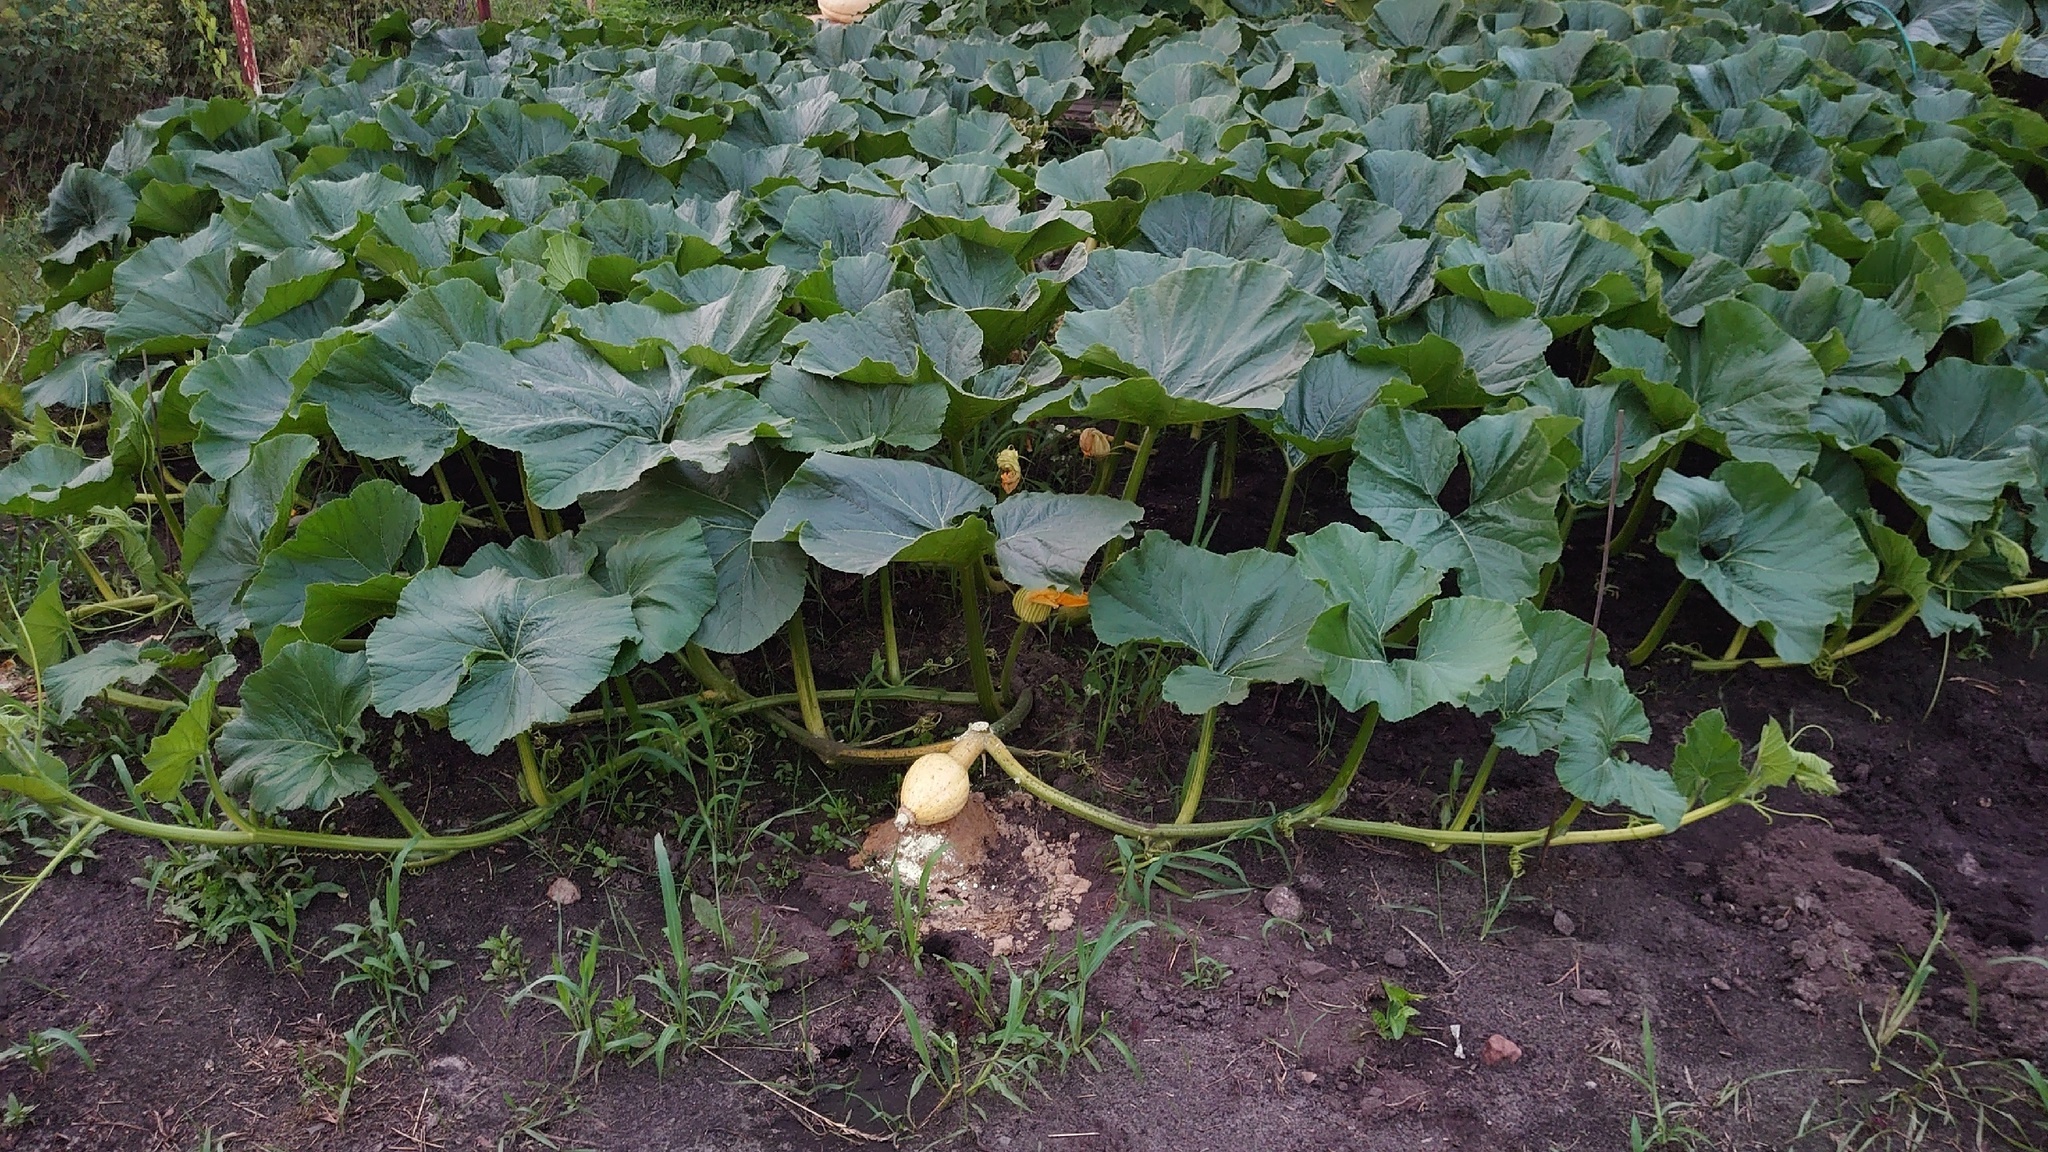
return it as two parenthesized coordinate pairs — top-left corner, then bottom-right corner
(815, 0), (874, 23)
(898, 723), (991, 825)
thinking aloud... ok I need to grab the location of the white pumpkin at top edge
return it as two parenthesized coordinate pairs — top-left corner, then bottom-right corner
(899, 751), (971, 825)
(816, 0), (875, 24)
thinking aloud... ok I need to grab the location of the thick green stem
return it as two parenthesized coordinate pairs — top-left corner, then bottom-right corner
(611, 675), (643, 728)
(1086, 421), (1126, 496)
(142, 459), (184, 552)
(1264, 466), (1300, 551)
(430, 462), (458, 506)
(957, 566), (1001, 721)
(373, 780), (428, 838)
(879, 567), (903, 685)
(1218, 418), (1237, 500)
(1547, 798), (1587, 841)
(1610, 449), (1671, 558)
(1119, 424), (1159, 506)
(1995, 577), (2048, 599)
(785, 613), (828, 739)
(518, 462), (550, 541)
(461, 444), (512, 536)
(1284, 704), (1379, 829)
(1691, 597), (1918, 672)
(1174, 708), (1220, 825)
(999, 617), (1030, 704)
(1433, 741), (1500, 852)
(70, 594), (162, 621)
(515, 732), (550, 808)
(1627, 579), (1692, 666)
(1099, 426), (1159, 567)
(1719, 625), (1751, 664)
(982, 735), (1746, 849)
(951, 438), (969, 476)
(61, 525), (119, 603)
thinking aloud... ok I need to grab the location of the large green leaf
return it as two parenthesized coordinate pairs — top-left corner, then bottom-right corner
(41, 164), (136, 265)
(1471, 604), (1628, 756)
(304, 277), (561, 473)
(416, 339), (769, 509)
(1654, 462), (1879, 664)
(181, 343), (318, 480)
(366, 568), (639, 753)
(1742, 274), (1929, 398)
(1554, 677), (1686, 830)
(240, 480), (427, 639)
(42, 640), (165, 721)
(580, 450), (806, 655)
(990, 494), (1141, 591)
(1291, 523), (1531, 720)
(1051, 260), (1336, 426)
(1347, 407), (1568, 602)
(758, 366), (945, 454)
(0, 445), (128, 517)
(787, 290), (983, 386)
(564, 266), (791, 375)
(1883, 360), (2048, 551)
(753, 453), (995, 575)
(1440, 221), (1644, 334)
(596, 522), (718, 670)
(217, 641), (378, 812)
(1089, 532), (1326, 714)
(1253, 353), (1407, 469)
(184, 434), (319, 639)
(1609, 298), (1826, 478)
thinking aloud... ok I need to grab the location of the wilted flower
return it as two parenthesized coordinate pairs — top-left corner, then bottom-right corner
(1077, 427), (1113, 459)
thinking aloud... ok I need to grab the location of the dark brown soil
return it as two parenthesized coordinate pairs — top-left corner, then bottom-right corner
(4, 435), (2047, 1151)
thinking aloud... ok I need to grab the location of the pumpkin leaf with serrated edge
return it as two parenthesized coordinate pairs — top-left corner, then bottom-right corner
(1048, 260), (1337, 427)
(581, 449), (807, 656)
(1347, 406), (1568, 603)
(1089, 532), (1326, 714)
(991, 494), (1141, 592)
(1291, 523), (1532, 721)
(1555, 677), (1688, 830)
(1471, 604), (1629, 756)
(218, 641), (379, 811)
(753, 453), (995, 576)
(1654, 462), (1879, 664)
(366, 568), (640, 754)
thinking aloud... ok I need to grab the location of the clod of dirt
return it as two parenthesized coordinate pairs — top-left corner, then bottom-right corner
(1481, 1034), (1523, 1066)
(845, 792), (1092, 955)
(546, 876), (581, 905)
(1569, 987), (1613, 1007)
(850, 793), (1000, 886)
(1552, 909), (1576, 936)
(1264, 884), (1304, 921)
(1382, 948), (1409, 969)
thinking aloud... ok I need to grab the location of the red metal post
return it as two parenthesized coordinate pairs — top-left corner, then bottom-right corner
(227, 0), (262, 95)
(477, 0), (491, 20)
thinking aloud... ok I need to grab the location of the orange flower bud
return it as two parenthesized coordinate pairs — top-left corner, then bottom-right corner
(1077, 427), (1113, 459)
(996, 447), (1022, 494)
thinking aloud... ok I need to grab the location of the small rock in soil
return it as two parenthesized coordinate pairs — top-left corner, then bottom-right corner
(1481, 1034), (1523, 1066)
(2026, 737), (2048, 771)
(1295, 872), (1326, 893)
(1709, 976), (1731, 991)
(1553, 909), (1576, 936)
(1299, 960), (1334, 981)
(1682, 861), (1708, 877)
(547, 876), (581, 906)
(1264, 884), (1304, 921)
(1569, 987), (1613, 1007)
(1383, 948), (1409, 969)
